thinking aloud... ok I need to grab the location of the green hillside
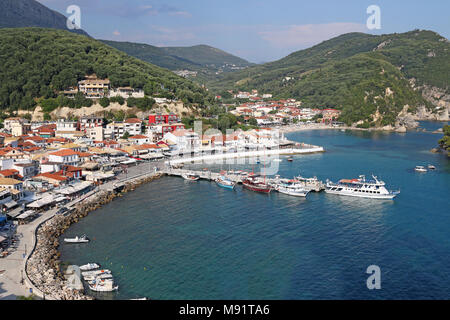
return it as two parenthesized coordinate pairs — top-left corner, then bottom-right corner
(212, 30), (449, 126)
(0, 0), (89, 36)
(101, 40), (253, 83)
(0, 28), (213, 111)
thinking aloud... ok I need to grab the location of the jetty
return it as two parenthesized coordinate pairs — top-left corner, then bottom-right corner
(162, 168), (325, 192)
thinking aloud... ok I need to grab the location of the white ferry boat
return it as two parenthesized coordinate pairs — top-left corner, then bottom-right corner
(325, 175), (399, 200)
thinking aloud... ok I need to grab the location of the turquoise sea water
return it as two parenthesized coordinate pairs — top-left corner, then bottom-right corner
(59, 122), (450, 299)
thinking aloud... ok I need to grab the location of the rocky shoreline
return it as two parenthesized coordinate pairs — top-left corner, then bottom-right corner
(25, 173), (164, 300)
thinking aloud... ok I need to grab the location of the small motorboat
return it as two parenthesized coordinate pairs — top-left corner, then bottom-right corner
(287, 157), (294, 162)
(64, 235), (89, 243)
(414, 166), (427, 172)
(82, 269), (111, 277)
(181, 173), (200, 181)
(79, 263), (100, 271)
(215, 175), (236, 190)
(89, 278), (118, 292)
(427, 164), (436, 170)
(273, 159), (282, 162)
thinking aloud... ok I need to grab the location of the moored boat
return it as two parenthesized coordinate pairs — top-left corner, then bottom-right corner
(88, 278), (118, 292)
(325, 175), (399, 200)
(181, 173), (200, 181)
(242, 177), (272, 193)
(414, 166), (427, 172)
(275, 180), (309, 197)
(215, 175), (236, 189)
(64, 234), (89, 243)
(79, 263), (100, 271)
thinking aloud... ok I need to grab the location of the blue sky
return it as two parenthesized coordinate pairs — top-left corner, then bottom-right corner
(38, 0), (450, 63)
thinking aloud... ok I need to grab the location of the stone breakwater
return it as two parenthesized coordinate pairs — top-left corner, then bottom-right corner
(25, 173), (164, 300)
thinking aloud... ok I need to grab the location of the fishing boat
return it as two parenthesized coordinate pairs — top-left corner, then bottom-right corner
(181, 173), (200, 181)
(89, 278), (118, 292)
(275, 180), (309, 197)
(427, 164), (436, 170)
(79, 263), (100, 271)
(414, 166), (427, 172)
(64, 234), (89, 243)
(215, 175), (236, 190)
(325, 175), (399, 200)
(242, 176), (272, 194)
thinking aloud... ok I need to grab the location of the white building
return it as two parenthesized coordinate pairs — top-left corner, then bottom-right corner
(48, 149), (80, 166)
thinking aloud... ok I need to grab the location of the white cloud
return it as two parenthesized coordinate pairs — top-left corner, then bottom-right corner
(259, 23), (366, 48)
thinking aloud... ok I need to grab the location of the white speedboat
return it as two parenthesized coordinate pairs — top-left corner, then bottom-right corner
(427, 164), (436, 170)
(275, 181), (309, 197)
(325, 175), (399, 200)
(79, 263), (100, 271)
(64, 235), (89, 243)
(414, 166), (427, 172)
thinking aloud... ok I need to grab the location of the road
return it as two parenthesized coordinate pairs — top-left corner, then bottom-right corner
(0, 160), (165, 300)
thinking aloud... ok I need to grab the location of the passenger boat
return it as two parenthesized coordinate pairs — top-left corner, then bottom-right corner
(275, 180), (309, 197)
(89, 278), (118, 292)
(242, 177), (272, 193)
(64, 234), (89, 243)
(181, 173), (200, 181)
(414, 166), (427, 172)
(84, 273), (114, 282)
(427, 164), (436, 170)
(215, 175), (236, 190)
(325, 175), (399, 200)
(79, 263), (100, 271)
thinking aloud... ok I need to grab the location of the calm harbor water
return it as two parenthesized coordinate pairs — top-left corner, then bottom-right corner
(59, 122), (450, 299)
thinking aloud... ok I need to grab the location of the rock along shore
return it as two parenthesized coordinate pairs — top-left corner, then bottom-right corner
(25, 172), (164, 300)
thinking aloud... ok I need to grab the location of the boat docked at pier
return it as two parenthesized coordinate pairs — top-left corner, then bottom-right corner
(325, 175), (399, 200)
(79, 263), (100, 271)
(64, 234), (89, 243)
(215, 175), (236, 189)
(88, 277), (118, 292)
(181, 173), (200, 181)
(275, 180), (309, 197)
(242, 176), (272, 194)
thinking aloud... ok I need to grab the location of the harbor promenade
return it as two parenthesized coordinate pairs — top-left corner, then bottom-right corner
(0, 160), (165, 300)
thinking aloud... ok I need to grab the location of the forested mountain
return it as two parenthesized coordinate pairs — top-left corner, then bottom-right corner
(0, 0), (89, 36)
(0, 28), (213, 111)
(101, 40), (253, 82)
(212, 30), (450, 127)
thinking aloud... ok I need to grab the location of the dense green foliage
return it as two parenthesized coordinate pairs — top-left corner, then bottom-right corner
(101, 41), (253, 83)
(0, 28), (213, 111)
(439, 125), (450, 156)
(212, 30), (449, 126)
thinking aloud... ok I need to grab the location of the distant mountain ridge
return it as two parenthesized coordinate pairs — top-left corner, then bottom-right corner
(0, 0), (89, 36)
(101, 40), (253, 82)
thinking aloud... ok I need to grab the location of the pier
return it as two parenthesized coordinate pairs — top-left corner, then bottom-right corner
(162, 168), (325, 192)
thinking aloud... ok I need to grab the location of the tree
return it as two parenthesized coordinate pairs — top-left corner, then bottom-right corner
(122, 131), (130, 139)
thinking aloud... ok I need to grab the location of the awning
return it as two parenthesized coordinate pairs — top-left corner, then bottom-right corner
(0, 235), (7, 243)
(16, 210), (37, 220)
(6, 207), (22, 218)
(4, 200), (17, 209)
(27, 195), (55, 208)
